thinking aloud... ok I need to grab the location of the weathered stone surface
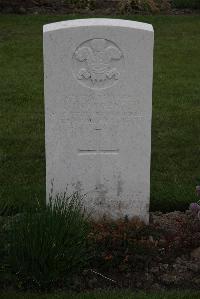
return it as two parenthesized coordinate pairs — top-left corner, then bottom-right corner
(43, 18), (154, 222)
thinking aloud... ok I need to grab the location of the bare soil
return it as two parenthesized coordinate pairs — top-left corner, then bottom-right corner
(76, 211), (200, 292)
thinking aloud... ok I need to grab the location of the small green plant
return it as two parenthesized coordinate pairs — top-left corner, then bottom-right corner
(118, 0), (171, 13)
(68, 0), (96, 10)
(7, 192), (89, 289)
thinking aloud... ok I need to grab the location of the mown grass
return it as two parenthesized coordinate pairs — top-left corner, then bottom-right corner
(172, 0), (200, 9)
(0, 15), (200, 213)
(1, 291), (200, 299)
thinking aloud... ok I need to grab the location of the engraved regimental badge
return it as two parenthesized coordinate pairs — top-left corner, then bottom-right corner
(72, 38), (124, 89)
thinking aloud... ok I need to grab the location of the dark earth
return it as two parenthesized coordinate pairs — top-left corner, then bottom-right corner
(1, 209), (200, 291)
(77, 210), (200, 292)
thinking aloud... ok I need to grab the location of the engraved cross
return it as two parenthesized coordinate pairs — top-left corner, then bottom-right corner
(78, 128), (119, 156)
(78, 128), (119, 192)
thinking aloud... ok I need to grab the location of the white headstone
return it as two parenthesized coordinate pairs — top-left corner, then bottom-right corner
(43, 18), (154, 223)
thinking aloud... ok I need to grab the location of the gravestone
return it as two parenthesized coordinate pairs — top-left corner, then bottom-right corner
(43, 18), (154, 223)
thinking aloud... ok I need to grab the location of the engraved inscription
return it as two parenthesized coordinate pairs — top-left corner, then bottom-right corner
(72, 39), (124, 89)
(62, 95), (145, 124)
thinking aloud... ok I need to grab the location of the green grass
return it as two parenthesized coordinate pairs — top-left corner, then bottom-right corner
(1, 291), (200, 299)
(172, 0), (200, 9)
(0, 15), (200, 213)
(6, 194), (89, 288)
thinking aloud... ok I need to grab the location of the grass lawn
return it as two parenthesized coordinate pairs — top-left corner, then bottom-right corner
(1, 291), (200, 299)
(0, 15), (200, 214)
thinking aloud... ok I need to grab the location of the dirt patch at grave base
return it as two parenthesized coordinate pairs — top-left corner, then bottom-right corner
(75, 210), (200, 292)
(1, 210), (200, 291)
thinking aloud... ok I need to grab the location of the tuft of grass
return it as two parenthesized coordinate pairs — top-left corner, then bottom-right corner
(5, 192), (89, 289)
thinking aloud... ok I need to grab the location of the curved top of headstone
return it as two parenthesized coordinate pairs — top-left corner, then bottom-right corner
(43, 18), (153, 33)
